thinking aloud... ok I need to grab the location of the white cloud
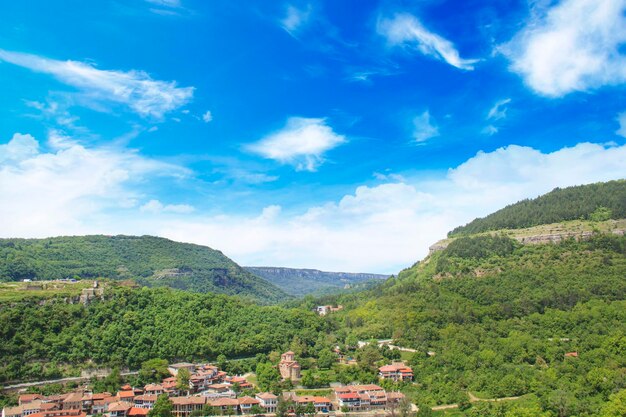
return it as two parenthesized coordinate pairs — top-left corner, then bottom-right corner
(503, 0), (626, 96)
(140, 199), (194, 214)
(202, 110), (213, 123)
(617, 112), (626, 138)
(487, 98), (511, 120)
(281, 4), (312, 35)
(378, 13), (479, 70)
(482, 125), (499, 136)
(0, 133), (39, 163)
(412, 111), (439, 142)
(145, 0), (181, 7)
(247, 117), (346, 171)
(0, 49), (194, 118)
(3, 132), (626, 274)
(0, 132), (190, 237)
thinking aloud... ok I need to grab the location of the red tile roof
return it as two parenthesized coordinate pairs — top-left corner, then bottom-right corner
(170, 397), (206, 406)
(108, 401), (133, 412)
(128, 408), (150, 416)
(209, 398), (239, 407)
(117, 391), (135, 399)
(238, 396), (260, 405)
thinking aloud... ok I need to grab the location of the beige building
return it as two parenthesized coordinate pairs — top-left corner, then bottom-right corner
(278, 351), (301, 380)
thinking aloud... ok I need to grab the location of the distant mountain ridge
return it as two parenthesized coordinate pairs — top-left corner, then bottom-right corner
(245, 266), (389, 296)
(0, 235), (288, 303)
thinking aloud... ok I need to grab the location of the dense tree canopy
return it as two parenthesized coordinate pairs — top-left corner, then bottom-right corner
(0, 286), (324, 383)
(0, 235), (287, 303)
(449, 180), (626, 236)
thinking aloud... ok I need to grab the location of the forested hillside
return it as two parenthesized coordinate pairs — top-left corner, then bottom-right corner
(0, 235), (288, 303)
(327, 233), (626, 415)
(449, 180), (626, 236)
(0, 286), (323, 383)
(244, 267), (388, 296)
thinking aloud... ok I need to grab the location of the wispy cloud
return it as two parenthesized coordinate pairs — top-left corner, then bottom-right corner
(0, 49), (194, 119)
(202, 110), (213, 123)
(280, 4), (312, 36)
(145, 0), (181, 7)
(502, 0), (626, 96)
(487, 98), (511, 120)
(246, 117), (346, 172)
(140, 199), (194, 214)
(412, 111), (439, 143)
(482, 125), (499, 136)
(617, 111), (626, 138)
(378, 13), (479, 70)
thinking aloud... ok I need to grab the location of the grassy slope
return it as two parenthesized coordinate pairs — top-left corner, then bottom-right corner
(330, 227), (626, 412)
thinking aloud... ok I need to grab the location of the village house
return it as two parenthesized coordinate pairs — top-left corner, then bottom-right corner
(333, 384), (404, 411)
(116, 391), (136, 403)
(106, 402), (133, 417)
(378, 363), (413, 382)
(314, 305), (343, 316)
(236, 397), (260, 414)
(223, 376), (252, 390)
(167, 363), (196, 377)
(254, 393), (277, 413)
(162, 377), (178, 394)
(170, 396), (206, 417)
(18, 396), (42, 406)
(201, 384), (236, 400)
(143, 384), (164, 396)
(62, 393), (84, 411)
(92, 396), (117, 416)
(132, 395), (157, 409)
(23, 409), (86, 417)
(336, 392), (360, 410)
(127, 408), (149, 417)
(2, 401), (43, 417)
(293, 396), (332, 413)
(208, 398), (238, 415)
(278, 351), (301, 381)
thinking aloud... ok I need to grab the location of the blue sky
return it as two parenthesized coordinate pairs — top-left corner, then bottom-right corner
(1, 0), (626, 273)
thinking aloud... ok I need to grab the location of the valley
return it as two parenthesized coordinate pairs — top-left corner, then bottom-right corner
(1, 181), (625, 416)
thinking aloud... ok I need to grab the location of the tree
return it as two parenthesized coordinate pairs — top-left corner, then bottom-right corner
(590, 206), (612, 222)
(176, 368), (191, 393)
(357, 345), (382, 372)
(148, 395), (173, 417)
(415, 403), (432, 417)
(601, 390), (626, 417)
(276, 398), (290, 417)
(305, 401), (316, 416)
(250, 404), (264, 416)
(139, 359), (170, 384)
(317, 349), (335, 369)
(398, 397), (413, 417)
(294, 403), (306, 417)
(256, 362), (280, 392)
(301, 370), (316, 388)
(217, 354), (229, 371)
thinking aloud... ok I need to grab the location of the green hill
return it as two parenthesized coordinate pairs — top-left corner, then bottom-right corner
(449, 179), (626, 237)
(0, 285), (323, 384)
(0, 235), (288, 303)
(323, 182), (626, 414)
